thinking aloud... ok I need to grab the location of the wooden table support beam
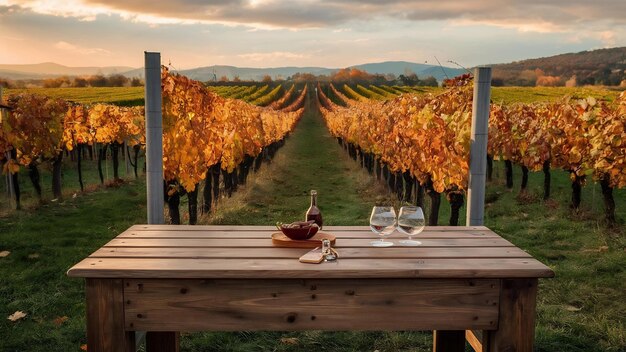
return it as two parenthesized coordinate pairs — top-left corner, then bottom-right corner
(484, 278), (538, 352)
(86, 279), (135, 352)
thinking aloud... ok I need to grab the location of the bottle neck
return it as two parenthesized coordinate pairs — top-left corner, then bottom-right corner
(310, 194), (317, 207)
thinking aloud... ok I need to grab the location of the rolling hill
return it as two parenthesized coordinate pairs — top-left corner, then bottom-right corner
(0, 61), (462, 83)
(3, 47), (625, 86)
(0, 62), (135, 80)
(489, 47), (626, 86)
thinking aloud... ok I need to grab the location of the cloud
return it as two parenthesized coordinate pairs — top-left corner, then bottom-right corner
(237, 51), (309, 62)
(599, 31), (616, 47)
(4, 0), (623, 33)
(55, 41), (111, 55)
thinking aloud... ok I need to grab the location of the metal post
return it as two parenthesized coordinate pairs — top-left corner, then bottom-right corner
(466, 67), (491, 226)
(145, 52), (164, 225)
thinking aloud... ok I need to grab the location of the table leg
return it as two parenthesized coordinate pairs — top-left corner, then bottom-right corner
(484, 279), (538, 352)
(146, 332), (180, 352)
(433, 330), (465, 352)
(86, 279), (135, 352)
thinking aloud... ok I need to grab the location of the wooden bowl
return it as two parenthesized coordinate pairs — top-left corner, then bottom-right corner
(278, 223), (319, 240)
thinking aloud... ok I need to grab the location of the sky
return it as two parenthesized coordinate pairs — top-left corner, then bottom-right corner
(1, 0), (625, 69)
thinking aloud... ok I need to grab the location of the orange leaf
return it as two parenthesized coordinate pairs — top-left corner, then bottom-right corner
(80, 344), (88, 351)
(53, 316), (69, 326)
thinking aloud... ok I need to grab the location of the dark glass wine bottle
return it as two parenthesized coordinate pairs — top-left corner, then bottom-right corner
(306, 190), (323, 230)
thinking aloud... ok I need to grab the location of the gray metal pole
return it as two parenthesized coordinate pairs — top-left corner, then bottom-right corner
(145, 52), (164, 225)
(466, 67), (492, 226)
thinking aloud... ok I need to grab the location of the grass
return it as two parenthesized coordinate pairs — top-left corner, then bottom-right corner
(351, 85), (621, 105)
(0, 93), (625, 351)
(490, 86), (622, 105)
(0, 179), (146, 351)
(4, 85), (622, 107)
(4, 87), (144, 106)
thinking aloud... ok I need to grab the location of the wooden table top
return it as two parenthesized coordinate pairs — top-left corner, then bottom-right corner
(67, 225), (554, 279)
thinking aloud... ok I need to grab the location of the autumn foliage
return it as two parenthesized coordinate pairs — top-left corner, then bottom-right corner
(320, 77), (626, 196)
(161, 68), (304, 191)
(0, 68), (305, 195)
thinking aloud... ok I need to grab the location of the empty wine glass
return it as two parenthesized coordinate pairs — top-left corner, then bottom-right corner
(397, 206), (425, 246)
(369, 206), (396, 247)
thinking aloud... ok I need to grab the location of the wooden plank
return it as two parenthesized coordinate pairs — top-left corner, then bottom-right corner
(484, 279), (538, 352)
(86, 279), (134, 352)
(116, 229), (499, 239)
(124, 279), (499, 331)
(433, 330), (466, 352)
(466, 330), (484, 352)
(127, 225), (490, 232)
(90, 246), (532, 260)
(103, 237), (516, 248)
(68, 258), (555, 279)
(146, 332), (179, 352)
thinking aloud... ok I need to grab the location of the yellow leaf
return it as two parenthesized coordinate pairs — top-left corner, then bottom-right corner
(8, 311), (27, 322)
(0, 250), (10, 258)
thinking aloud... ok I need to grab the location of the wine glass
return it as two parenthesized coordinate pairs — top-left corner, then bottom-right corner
(397, 206), (425, 246)
(369, 206), (396, 247)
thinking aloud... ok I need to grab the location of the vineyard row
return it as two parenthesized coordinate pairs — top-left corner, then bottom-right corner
(317, 76), (626, 225)
(0, 69), (306, 223)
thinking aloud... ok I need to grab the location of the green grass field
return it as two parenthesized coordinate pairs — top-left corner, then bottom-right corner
(4, 87), (145, 106)
(4, 85), (624, 107)
(1, 93), (624, 351)
(490, 86), (622, 105)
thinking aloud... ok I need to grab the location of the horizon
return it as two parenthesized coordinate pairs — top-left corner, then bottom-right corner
(1, 1), (625, 69)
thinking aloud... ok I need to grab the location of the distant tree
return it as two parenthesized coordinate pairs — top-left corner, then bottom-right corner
(577, 76), (595, 86)
(261, 75), (272, 83)
(536, 75), (562, 87)
(331, 68), (374, 85)
(233, 75), (241, 82)
(130, 77), (143, 87)
(43, 76), (71, 88)
(419, 76), (438, 87)
(292, 72), (318, 82)
(398, 73), (420, 86)
(107, 74), (129, 87)
(218, 75), (229, 82)
(565, 76), (577, 87)
(491, 78), (504, 87)
(0, 78), (13, 88)
(87, 75), (107, 87)
(72, 77), (88, 87)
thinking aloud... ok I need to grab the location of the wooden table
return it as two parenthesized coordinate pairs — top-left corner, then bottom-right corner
(67, 225), (554, 352)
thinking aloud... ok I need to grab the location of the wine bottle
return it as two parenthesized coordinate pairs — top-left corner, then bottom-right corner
(305, 190), (323, 229)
